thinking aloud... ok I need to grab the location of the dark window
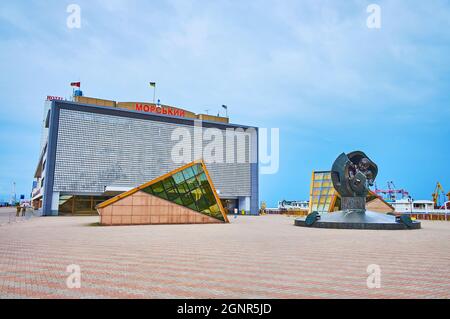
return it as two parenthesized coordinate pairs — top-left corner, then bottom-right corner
(176, 182), (189, 195)
(162, 177), (175, 191)
(196, 197), (209, 211)
(185, 177), (199, 191)
(181, 193), (194, 207)
(151, 181), (164, 194)
(166, 187), (179, 201)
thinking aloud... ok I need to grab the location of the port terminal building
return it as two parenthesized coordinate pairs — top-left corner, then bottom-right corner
(32, 93), (258, 216)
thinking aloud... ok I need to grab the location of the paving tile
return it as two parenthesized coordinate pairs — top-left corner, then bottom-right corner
(0, 215), (449, 299)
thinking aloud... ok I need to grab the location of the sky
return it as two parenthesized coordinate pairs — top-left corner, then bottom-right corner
(0, 0), (449, 206)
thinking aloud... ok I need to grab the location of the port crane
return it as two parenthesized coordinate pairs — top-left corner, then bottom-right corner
(432, 182), (446, 209)
(374, 181), (409, 202)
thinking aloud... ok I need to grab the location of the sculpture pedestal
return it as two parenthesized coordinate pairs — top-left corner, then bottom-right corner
(295, 210), (421, 230)
(341, 197), (365, 210)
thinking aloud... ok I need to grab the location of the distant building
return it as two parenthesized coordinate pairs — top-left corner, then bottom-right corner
(278, 200), (309, 210)
(392, 198), (435, 214)
(0, 201), (9, 207)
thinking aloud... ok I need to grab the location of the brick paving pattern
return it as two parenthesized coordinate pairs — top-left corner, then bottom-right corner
(0, 215), (449, 298)
(0, 207), (37, 226)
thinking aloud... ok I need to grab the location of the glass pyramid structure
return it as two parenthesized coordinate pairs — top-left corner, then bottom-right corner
(97, 160), (229, 223)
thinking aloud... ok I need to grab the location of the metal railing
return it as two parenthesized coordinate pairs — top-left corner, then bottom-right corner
(402, 210), (449, 221)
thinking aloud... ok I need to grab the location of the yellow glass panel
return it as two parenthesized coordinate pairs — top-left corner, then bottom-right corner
(191, 188), (202, 201)
(315, 173), (324, 180)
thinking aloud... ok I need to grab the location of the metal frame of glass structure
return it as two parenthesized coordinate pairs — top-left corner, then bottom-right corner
(97, 160), (229, 223)
(309, 171), (338, 214)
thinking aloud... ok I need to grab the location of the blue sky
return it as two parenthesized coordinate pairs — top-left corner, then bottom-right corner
(0, 0), (449, 206)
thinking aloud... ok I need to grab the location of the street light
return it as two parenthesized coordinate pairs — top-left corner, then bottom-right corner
(444, 201), (449, 222)
(222, 105), (228, 118)
(408, 196), (413, 218)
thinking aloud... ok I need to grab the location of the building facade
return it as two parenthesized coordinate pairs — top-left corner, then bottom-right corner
(32, 96), (258, 216)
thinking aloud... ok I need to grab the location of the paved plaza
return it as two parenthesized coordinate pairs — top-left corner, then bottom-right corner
(0, 213), (449, 299)
(0, 207), (37, 226)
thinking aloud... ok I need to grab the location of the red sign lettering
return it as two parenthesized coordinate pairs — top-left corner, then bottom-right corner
(135, 103), (185, 117)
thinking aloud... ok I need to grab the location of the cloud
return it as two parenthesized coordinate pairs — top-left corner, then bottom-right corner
(0, 0), (449, 203)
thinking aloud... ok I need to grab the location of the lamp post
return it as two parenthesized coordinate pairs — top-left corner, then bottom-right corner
(222, 105), (228, 118)
(444, 201), (449, 222)
(408, 196), (413, 218)
(11, 181), (16, 206)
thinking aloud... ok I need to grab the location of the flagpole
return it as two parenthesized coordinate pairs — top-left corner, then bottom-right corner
(150, 82), (156, 103)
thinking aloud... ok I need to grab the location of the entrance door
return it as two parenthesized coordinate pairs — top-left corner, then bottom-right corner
(221, 199), (238, 214)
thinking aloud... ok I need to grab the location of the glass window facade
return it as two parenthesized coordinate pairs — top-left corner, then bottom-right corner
(59, 195), (114, 215)
(309, 171), (386, 214)
(309, 171), (337, 214)
(140, 163), (226, 222)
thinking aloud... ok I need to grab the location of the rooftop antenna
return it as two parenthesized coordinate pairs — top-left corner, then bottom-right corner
(205, 109), (210, 115)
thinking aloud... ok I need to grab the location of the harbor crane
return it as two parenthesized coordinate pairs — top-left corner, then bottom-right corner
(432, 182), (446, 209)
(374, 181), (409, 202)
